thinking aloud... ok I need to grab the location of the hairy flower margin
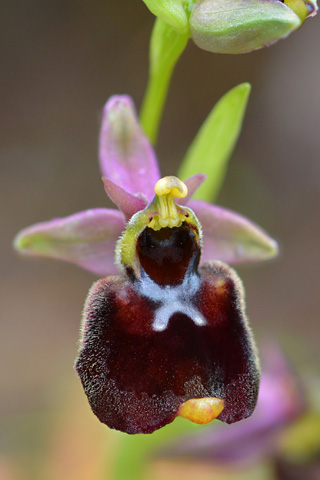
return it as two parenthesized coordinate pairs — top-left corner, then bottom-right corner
(142, 0), (317, 54)
(15, 95), (279, 434)
(157, 344), (306, 463)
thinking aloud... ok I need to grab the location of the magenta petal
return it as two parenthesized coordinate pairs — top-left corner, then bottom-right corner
(103, 177), (148, 221)
(14, 209), (125, 276)
(189, 200), (279, 264)
(178, 174), (207, 205)
(99, 95), (160, 200)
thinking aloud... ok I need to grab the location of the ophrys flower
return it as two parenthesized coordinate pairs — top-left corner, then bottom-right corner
(14, 95), (278, 434)
(75, 175), (260, 433)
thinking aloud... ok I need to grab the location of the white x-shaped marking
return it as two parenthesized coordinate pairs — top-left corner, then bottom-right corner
(137, 271), (206, 332)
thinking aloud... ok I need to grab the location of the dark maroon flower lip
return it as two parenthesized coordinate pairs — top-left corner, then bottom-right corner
(75, 194), (260, 434)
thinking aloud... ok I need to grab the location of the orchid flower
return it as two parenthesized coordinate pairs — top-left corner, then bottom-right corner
(15, 95), (278, 434)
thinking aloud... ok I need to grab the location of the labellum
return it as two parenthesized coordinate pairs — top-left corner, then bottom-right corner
(75, 176), (260, 434)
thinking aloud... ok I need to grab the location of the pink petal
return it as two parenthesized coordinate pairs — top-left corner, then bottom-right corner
(189, 200), (279, 264)
(14, 209), (125, 276)
(99, 95), (160, 201)
(103, 177), (148, 221)
(178, 174), (207, 205)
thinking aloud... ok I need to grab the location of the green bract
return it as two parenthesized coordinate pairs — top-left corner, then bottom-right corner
(141, 0), (190, 33)
(142, 0), (317, 54)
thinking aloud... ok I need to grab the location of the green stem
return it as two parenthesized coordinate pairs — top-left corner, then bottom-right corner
(114, 418), (204, 480)
(140, 18), (189, 145)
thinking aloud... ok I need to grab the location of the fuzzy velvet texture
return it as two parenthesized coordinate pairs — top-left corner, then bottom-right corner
(75, 248), (260, 434)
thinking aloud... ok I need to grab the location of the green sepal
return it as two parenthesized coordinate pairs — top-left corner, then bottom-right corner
(142, 0), (190, 34)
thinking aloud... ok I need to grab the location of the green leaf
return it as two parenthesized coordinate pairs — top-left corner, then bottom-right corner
(178, 83), (251, 202)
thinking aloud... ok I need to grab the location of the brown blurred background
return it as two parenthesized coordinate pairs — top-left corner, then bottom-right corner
(1, 1), (319, 478)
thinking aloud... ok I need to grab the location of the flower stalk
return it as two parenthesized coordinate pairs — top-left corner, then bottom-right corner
(140, 18), (189, 144)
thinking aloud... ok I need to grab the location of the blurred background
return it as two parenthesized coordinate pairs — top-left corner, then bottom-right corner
(1, 1), (319, 479)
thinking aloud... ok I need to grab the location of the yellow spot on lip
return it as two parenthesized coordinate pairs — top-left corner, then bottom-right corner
(178, 397), (224, 424)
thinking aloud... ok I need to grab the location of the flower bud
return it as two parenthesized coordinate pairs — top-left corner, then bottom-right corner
(189, 0), (317, 54)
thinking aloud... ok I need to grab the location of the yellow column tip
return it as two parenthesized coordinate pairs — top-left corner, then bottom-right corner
(154, 176), (188, 198)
